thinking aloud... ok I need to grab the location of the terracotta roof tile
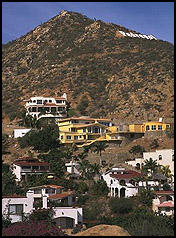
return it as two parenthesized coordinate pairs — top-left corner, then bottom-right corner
(154, 190), (174, 195)
(158, 201), (174, 208)
(29, 185), (63, 190)
(2, 194), (26, 198)
(13, 161), (50, 166)
(48, 191), (74, 199)
(110, 170), (141, 180)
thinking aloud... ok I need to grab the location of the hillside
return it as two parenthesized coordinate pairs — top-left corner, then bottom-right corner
(2, 10), (174, 122)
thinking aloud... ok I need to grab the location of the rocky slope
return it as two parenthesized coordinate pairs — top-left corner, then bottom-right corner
(2, 10), (174, 122)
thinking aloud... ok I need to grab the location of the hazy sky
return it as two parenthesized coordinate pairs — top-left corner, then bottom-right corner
(2, 2), (174, 44)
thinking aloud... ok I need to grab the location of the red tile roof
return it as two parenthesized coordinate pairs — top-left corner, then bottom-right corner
(2, 194), (26, 198)
(13, 161), (50, 166)
(154, 190), (174, 195)
(48, 191), (74, 199)
(58, 117), (112, 122)
(29, 185), (63, 189)
(158, 201), (174, 208)
(110, 170), (141, 180)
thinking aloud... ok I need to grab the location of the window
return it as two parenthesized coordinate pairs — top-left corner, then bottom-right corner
(74, 136), (78, 140)
(151, 125), (156, 130)
(58, 107), (64, 111)
(40, 166), (48, 170)
(45, 188), (55, 194)
(32, 107), (37, 112)
(44, 100), (48, 103)
(88, 127), (91, 133)
(172, 154), (174, 161)
(56, 100), (62, 104)
(32, 166), (39, 170)
(158, 155), (162, 160)
(33, 100), (36, 103)
(71, 128), (76, 132)
(166, 125), (170, 129)
(22, 166), (31, 170)
(66, 135), (72, 140)
(60, 136), (63, 140)
(51, 107), (56, 113)
(38, 107), (44, 112)
(146, 125), (150, 131)
(83, 128), (86, 132)
(79, 135), (82, 138)
(37, 100), (42, 104)
(49, 100), (52, 103)
(158, 125), (162, 130)
(9, 204), (23, 215)
(34, 189), (42, 194)
(72, 120), (78, 124)
(119, 180), (126, 186)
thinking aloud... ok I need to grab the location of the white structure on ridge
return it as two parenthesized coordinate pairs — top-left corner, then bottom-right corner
(24, 93), (67, 119)
(13, 129), (31, 138)
(118, 30), (157, 40)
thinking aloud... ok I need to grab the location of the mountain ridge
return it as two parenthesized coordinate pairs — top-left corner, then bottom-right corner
(2, 10), (174, 123)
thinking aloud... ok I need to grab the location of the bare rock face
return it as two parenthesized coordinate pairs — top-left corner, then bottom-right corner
(73, 224), (131, 236)
(2, 10), (174, 121)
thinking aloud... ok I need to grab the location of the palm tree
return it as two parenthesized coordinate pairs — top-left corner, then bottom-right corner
(143, 158), (158, 175)
(78, 159), (91, 179)
(158, 165), (173, 183)
(92, 142), (109, 166)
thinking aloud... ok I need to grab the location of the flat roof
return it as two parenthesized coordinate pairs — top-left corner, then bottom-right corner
(58, 117), (112, 122)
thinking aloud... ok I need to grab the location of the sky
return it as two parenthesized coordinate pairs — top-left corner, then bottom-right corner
(2, 2), (174, 44)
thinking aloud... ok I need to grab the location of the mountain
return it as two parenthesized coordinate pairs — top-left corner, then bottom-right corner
(2, 10), (174, 123)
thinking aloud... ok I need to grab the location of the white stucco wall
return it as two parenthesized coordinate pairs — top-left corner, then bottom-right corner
(53, 207), (83, 226)
(2, 191), (34, 223)
(13, 129), (31, 138)
(11, 164), (22, 181)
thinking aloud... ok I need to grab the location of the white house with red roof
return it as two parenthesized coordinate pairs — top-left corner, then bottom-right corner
(101, 168), (141, 198)
(2, 190), (34, 223)
(29, 184), (75, 206)
(12, 157), (51, 182)
(152, 190), (174, 216)
(23, 93), (67, 119)
(2, 187), (82, 228)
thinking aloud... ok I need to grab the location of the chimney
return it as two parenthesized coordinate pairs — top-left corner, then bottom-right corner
(42, 195), (48, 209)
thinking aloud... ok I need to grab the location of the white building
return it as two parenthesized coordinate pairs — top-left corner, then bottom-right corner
(24, 93), (67, 119)
(152, 190), (174, 216)
(2, 189), (83, 228)
(126, 149), (174, 175)
(101, 168), (141, 198)
(12, 157), (51, 182)
(65, 161), (80, 176)
(2, 190), (34, 223)
(29, 184), (75, 206)
(13, 129), (31, 138)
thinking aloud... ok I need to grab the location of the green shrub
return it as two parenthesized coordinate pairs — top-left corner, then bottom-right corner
(109, 197), (134, 214)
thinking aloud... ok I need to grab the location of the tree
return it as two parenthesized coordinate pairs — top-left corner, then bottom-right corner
(90, 180), (109, 196)
(2, 134), (10, 154)
(77, 95), (89, 114)
(18, 124), (60, 152)
(139, 189), (155, 207)
(158, 165), (173, 182)
(129, 145), (145, 156)
(142, 158), (158, 175)
(92, 141), (109, 166)
(109, 197), (135, 214)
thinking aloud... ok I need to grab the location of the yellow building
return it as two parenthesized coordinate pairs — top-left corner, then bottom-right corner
(129, 121), (170, 133)
(57, 117), (121, 147)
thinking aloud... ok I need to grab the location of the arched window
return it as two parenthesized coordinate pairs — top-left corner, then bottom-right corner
(159, 155), (162, 160)
(115, 188), (118, 197)
(136, 163), (140, 170)
(146, 125), (150, 131)
(110, 179), (113, 185)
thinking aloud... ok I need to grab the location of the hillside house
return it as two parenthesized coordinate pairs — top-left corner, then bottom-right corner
(2, 189), (82, 228)
(65, 161), (81, 177)
(129, 120), (170, 134)
(101, 168), (141, 198)
(12, 157), (51, 182)
(126, 149), (174, 176)
(29, 184), (76, 206)
(152, 190), (174, 216)
(57, 117), (122, 147)
(23, 93), (67, 119)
